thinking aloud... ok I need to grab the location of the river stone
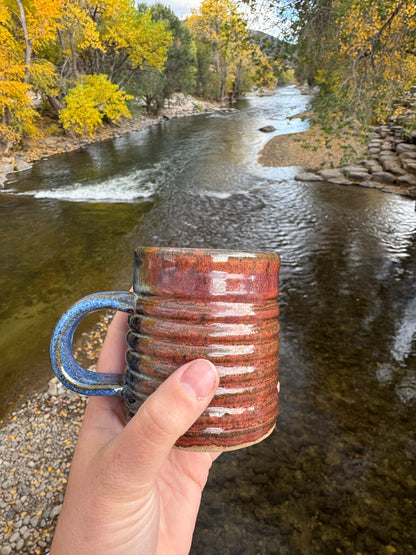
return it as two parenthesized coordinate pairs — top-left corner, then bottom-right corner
(371, 171), (397, 184)
(381, 161), (406, 176)
(345, 171), (370, 183)
(342, 165), (369, 174)
(14, 161), (32, 172)
(396, 142), (416, 153)
(363, 160), (383, 173)
(403, 161), (416, 174)
(295, 172), (323, 181)
(259, 125), (276, 132)
(400, 151), (416, 162)
(396, 173), (416, 187)
(318, 168), (345, 181)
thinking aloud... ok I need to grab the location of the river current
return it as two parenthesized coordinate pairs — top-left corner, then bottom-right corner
(1, 86), (415, 552)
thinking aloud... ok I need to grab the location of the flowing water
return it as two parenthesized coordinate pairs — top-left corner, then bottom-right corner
(1, 86), (415, 552)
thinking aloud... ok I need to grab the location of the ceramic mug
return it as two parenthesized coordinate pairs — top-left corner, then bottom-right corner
(50, 247), (281, 451)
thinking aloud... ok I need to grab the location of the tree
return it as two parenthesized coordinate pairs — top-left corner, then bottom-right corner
(187, 0), (275, 101)
(59, 74), (133, 136)
(0, 0), (62, 147)
(242, 0), (416, 127)
(134, 3), (197, 114)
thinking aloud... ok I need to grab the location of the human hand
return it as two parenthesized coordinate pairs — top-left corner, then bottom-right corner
(51, 310), (220, 555)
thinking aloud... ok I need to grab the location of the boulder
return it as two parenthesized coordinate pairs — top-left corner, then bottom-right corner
(318, 168), (345, 180)
(344, 171), (370, 183)
(396, 143), (416, 154)
(363, 160), (383, 173)
(295, 172), (324, 182)
(259, 125), (276, 133)
(402, 161), (416, 174)
(397, 173), (416, 187)
(15, 161), (33, 172)
(371, 171), (397, 184)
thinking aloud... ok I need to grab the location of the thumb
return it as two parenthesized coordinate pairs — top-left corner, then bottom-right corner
(112, 359), (219, 483)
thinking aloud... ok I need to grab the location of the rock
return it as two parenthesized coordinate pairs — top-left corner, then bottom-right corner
(14, 161), (32, 172)
(345, 171), (370, 183)
(50, 504), (62, 518)
(396, 143), (416, 154)
(402, 161), (416, 174)
(1, 547), (12, 555)
(9, 531), (20, 543)
(30, 515), (40, 528)
(363, 160), (383, 173)
(371, 171), (397, 184)
(47, 377), (65, 396)
(295, 172), (323, 182)
(399, 151), (416, 160)
(317, 168), (345, 181)
(342, 164), (368, 173)
(396, 173), (416, 187)
(381, 162), (406, 176)
(259, 125), (276, 133)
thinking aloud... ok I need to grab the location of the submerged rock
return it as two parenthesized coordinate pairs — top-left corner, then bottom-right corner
(259, 125), (276, 133)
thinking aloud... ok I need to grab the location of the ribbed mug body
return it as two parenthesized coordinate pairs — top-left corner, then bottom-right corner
(123, 247), (280, 451)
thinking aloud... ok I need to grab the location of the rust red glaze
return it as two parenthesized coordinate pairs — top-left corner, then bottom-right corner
(124, 247), (281, 451)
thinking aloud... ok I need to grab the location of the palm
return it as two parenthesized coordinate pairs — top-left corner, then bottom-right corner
(156, 450), (217, 554)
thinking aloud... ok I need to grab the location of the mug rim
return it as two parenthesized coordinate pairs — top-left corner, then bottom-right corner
(134, 246), (281, 261)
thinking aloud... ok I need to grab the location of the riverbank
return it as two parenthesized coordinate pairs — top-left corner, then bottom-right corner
(0, 318), (109, 554)
(258, 116), (416, 198)
(0, 93), (224, 188)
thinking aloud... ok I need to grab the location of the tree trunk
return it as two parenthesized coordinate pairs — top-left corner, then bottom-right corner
(47, 95), (64, 116)
(16, 0), (32, 83)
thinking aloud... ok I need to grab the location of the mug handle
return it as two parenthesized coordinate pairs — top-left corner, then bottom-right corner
(50, 291), (136, 396)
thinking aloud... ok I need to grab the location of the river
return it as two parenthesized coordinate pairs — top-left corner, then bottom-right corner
(1, 86), (415, 552)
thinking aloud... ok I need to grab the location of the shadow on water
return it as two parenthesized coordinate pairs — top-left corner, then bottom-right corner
(1, 86), (416, 552)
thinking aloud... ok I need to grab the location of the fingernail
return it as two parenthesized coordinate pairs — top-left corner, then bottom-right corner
(181, 360), (218, 400)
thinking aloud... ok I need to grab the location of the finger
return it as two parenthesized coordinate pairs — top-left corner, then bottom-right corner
(111, 359), (219, 484)
(96, 310), (130, 374)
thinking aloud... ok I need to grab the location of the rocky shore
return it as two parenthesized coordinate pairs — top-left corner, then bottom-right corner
(258, 91), (416, 198)
(0, 319), (109, 554)
(0, 93), (223, 188)
(293, 123), (416, 198)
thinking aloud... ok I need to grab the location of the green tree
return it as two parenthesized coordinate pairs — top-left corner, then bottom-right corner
(133, 3), (197, 114)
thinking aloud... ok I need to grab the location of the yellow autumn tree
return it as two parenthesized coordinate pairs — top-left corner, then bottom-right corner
(59, 74), (133, 136)
(57, 0), (172, 84)
(313, 0), (416, 125)
(187, 0), (274, 101)
(0, 0), (62, 147)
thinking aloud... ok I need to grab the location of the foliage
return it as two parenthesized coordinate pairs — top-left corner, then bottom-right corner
(187, 0), (275, 101)
(263, 0), (416, 127)
(0, 0), (172, 147)
(0, 0), (284, 148)
(133, 3), (196, 114)
(59, 74), (132, 136)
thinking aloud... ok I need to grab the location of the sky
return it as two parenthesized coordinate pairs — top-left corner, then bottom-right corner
(148, 0), (283, 37)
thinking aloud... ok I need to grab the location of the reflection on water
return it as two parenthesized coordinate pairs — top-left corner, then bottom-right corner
(1, 87), (416, 552)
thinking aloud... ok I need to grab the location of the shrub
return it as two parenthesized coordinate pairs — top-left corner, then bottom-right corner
(59, 74), (133, 136)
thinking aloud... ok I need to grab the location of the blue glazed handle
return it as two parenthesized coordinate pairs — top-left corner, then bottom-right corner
(50, 291), (136, 396)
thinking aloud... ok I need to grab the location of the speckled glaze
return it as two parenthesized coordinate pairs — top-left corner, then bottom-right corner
(124, 247), (280, 451)
(50, 247), (280, 451)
